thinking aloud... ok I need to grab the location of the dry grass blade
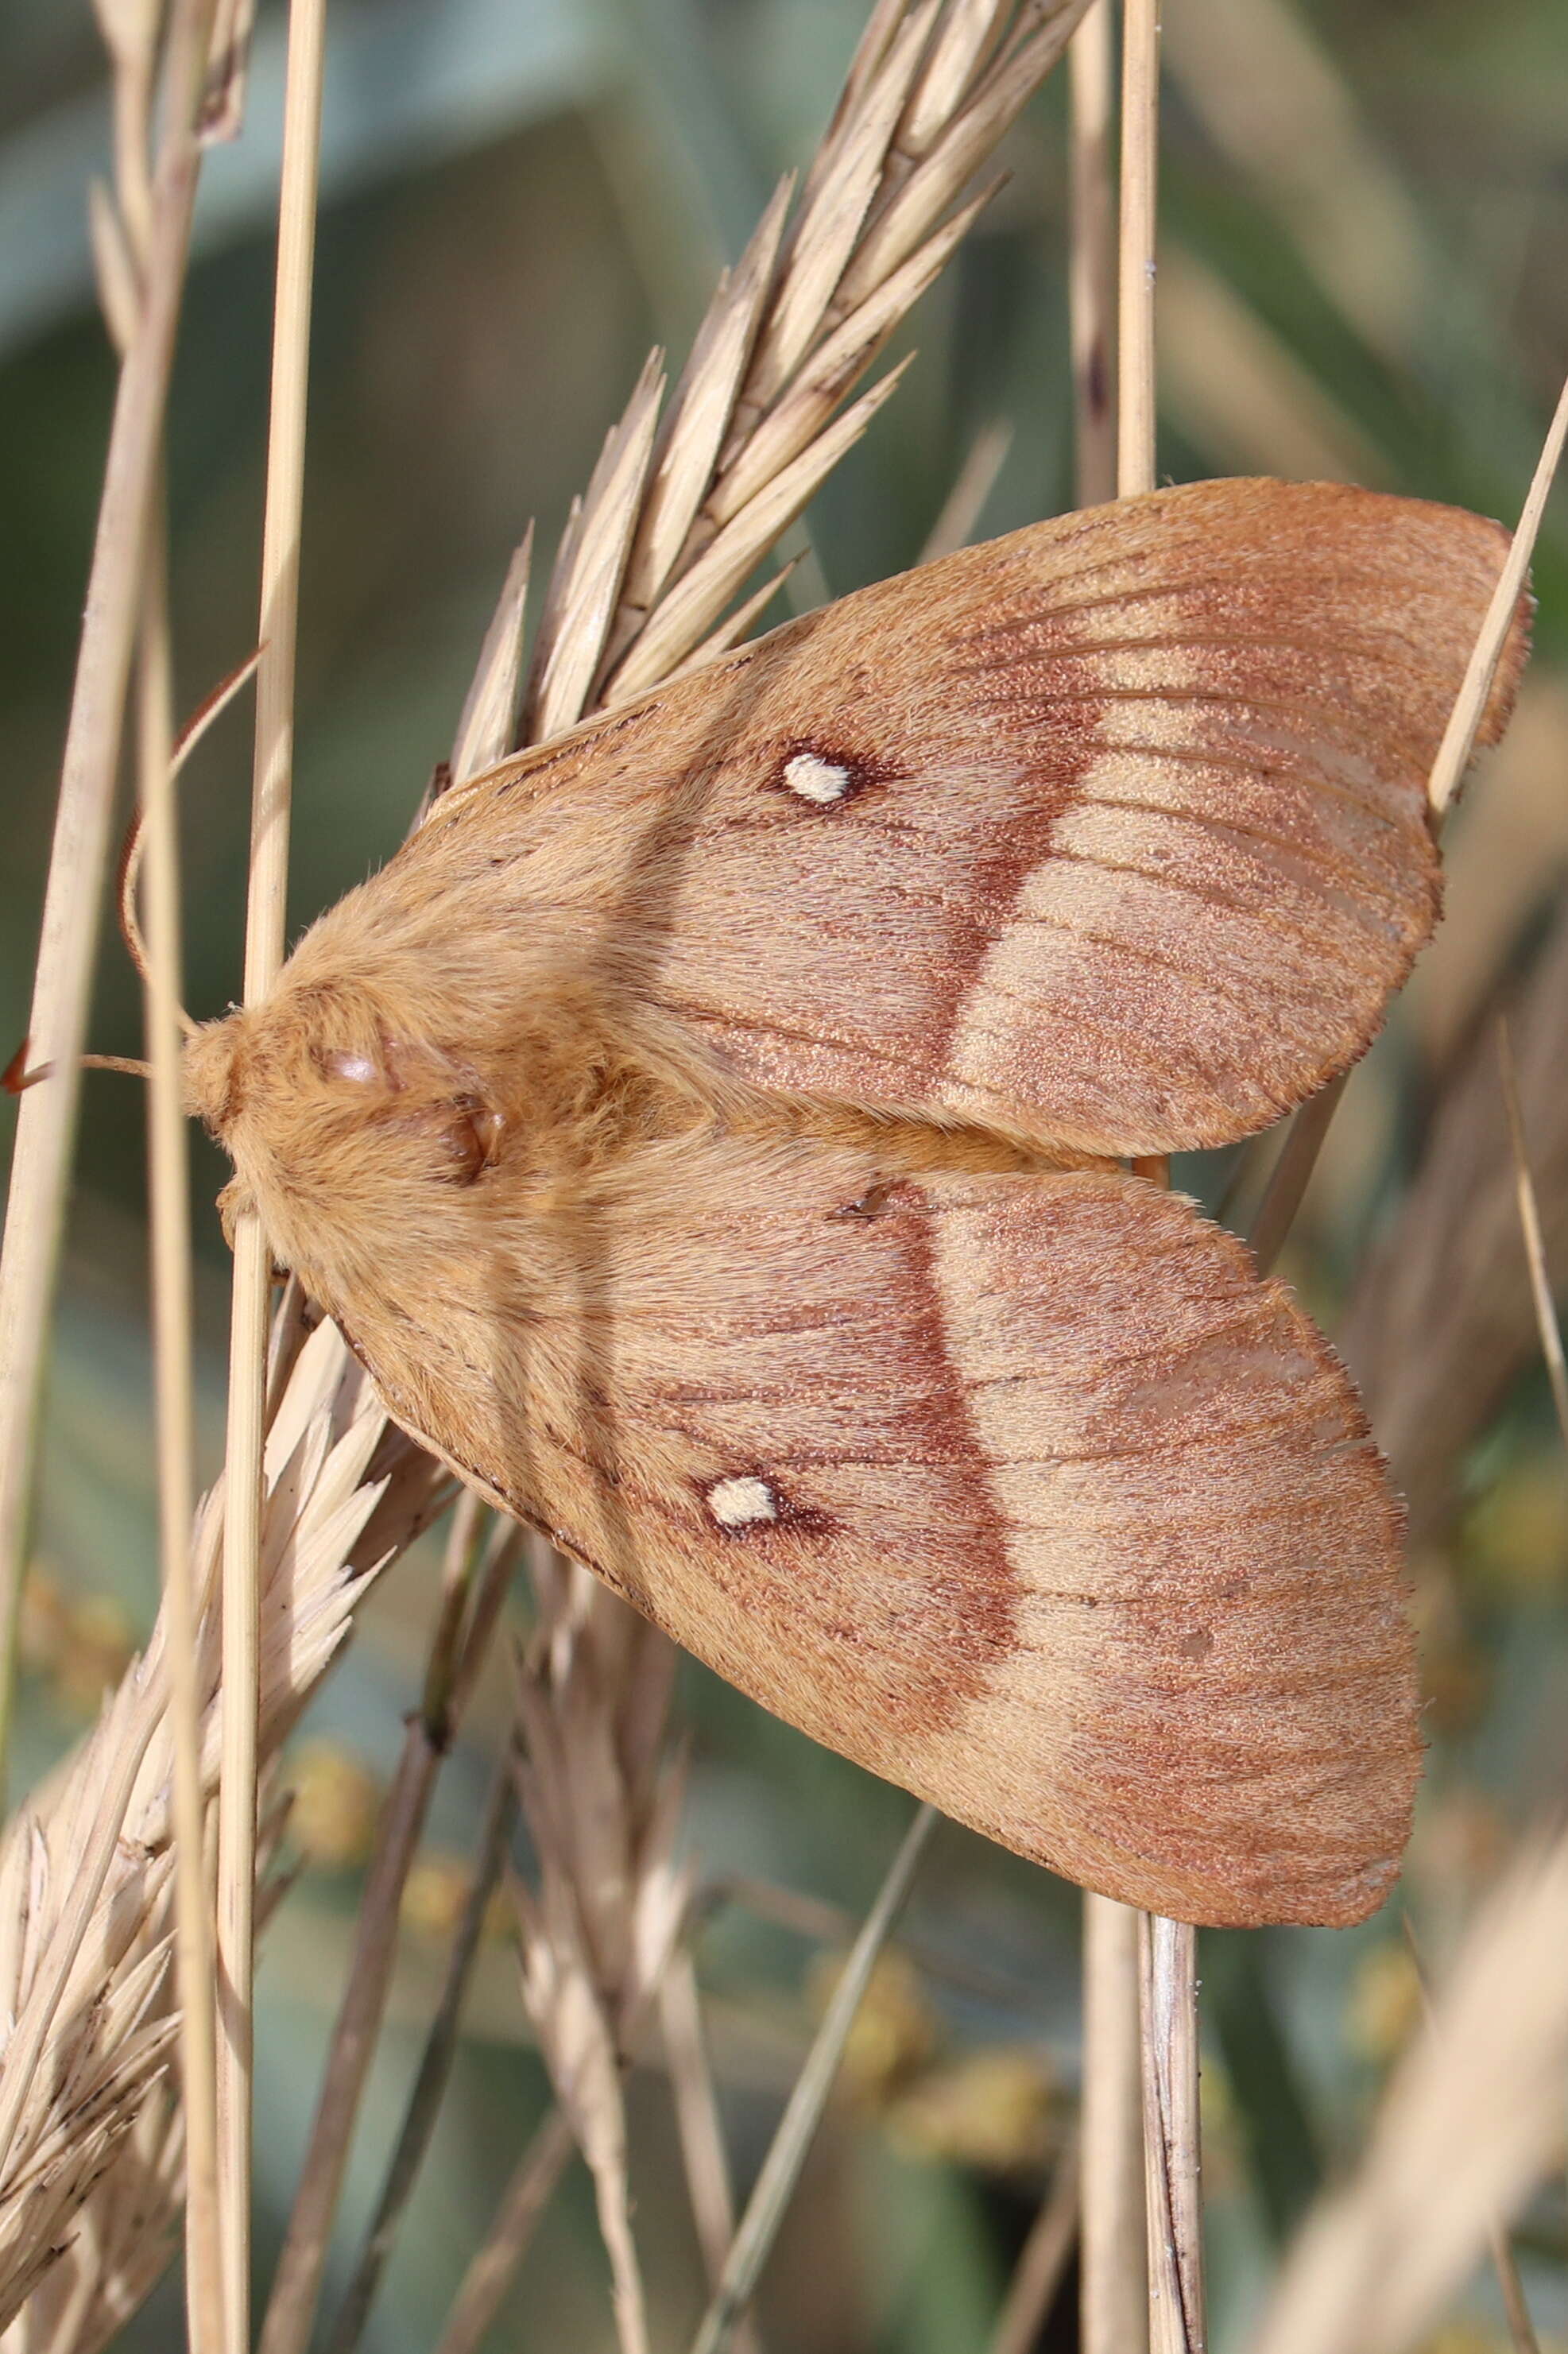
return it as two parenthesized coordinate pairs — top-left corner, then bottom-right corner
(1342, 899), (1568, 1542)
(509, 1578), (691, 2354)
(257, 1512), (517, 2354)
(138, 503), (222, 2354)
(920, 417), (1012, 559)
(1067, 0), (1116, 509)
(741, 0), (943, 412)
(1427, 369), (1568, 819)
(1082, 1895), (1147, 2354)
(1251, 1829), (1568, 2354)
(323, 1755), (519, 2354)
(1496, 1020), (1568, 1451)
(659, 1954), (764, 2354)
(687, 1804), (939, 2354)
(449, 530), (533, 785)
(526, 356), (666, 740)
(433, 2108), (575, 2354)
(986, 2131), (1080, 2354)
(0, 0), (217, 1792)
(607, 362), (912, 703)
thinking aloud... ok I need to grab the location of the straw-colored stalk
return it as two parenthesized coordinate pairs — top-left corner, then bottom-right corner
(1106, 2), (1208, 2346)
(0, 0), (219, 1791)
(85, 2), (228, 2338)
(1066, 7), (1151, 2352)
(1496, 1021), (1568, 1453)
(257, 1506), (517, 2354)
(216, 2), (328, 2339)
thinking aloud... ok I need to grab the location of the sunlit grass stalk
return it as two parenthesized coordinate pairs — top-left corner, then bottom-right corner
(322, 1746), (520, 2354)
(0, 0), (218, 1797)
(1067, 6), (1152, 2352)
(89, 7), (228, 2335)
(257, 1513), (518, 2354)
(1496, 1021), (1568, 1453)
(686, 1804), (938, 2354)
(985, 2129), (1080, 2354)
(433, 2110), (575, 2354)
(217, 0), (327, 2336)
(137, 486), (224, 2354)
(1235, 369), (1568, 1266)
(1112, 2), (1207, 2347)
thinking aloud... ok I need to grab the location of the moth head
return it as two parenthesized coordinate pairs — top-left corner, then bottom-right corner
(182, 1010), (248, 1140)
(182, 987), (506, 1286)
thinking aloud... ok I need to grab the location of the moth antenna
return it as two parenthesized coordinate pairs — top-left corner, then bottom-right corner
(116, 643), (265, 1033)
(4, 1040), (153, 1094)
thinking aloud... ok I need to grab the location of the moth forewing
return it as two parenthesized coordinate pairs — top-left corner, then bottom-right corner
(186, 477), (1529, 1926)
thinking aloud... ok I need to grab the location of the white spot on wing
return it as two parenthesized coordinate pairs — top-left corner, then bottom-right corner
(706, 1475), (778, 1528)
(784, 752), (851, 804)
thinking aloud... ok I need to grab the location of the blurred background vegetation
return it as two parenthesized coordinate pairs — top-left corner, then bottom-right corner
(2, 0), (1566, 2347)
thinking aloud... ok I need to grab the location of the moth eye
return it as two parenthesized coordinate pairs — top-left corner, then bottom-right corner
(435, 1094), (505, 1186)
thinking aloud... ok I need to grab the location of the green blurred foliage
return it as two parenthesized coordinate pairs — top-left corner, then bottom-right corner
(2, 0), (1567, 2347)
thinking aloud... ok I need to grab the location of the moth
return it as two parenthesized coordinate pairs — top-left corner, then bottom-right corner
(185, 477), (1527, 1928)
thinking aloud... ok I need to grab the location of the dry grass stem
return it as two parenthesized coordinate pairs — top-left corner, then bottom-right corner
(920, 417), (1014, 560)
(218, 2), (328, 2334)
(659, 1954), (765, 2354)
(1245, 1073), (1349, 1275)
(1140, 1915), (1205, 2354)
(1252, 1829), (1568, 2354)
(432, 2108), (575, 2354)
(91, 9), (228, 2332)
(323, 1755), (520, 2354)
(1115, 0), (1157, 503)
(1082, 1895), (1148, 2354)
(0, 0), (217, 1790)
(257, 1514), (517, 2354)
(1112, 4), (1205, 2344)
(138, 497), (223, 2353)
(1427, 369), (1568, 818)
(986, 2132), (1081, 2354)
(1496, 1021), (1568, 1452)
(1068, 0), (1117, 508)
(1069, 10), (1152, 2350)
(1344, 900), (1568, 1539)
(687, 1804), (938, 2354)
(509, 1577), (691, 2354)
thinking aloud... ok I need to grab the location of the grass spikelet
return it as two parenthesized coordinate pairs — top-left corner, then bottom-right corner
(0, 1320), (442, 2332)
